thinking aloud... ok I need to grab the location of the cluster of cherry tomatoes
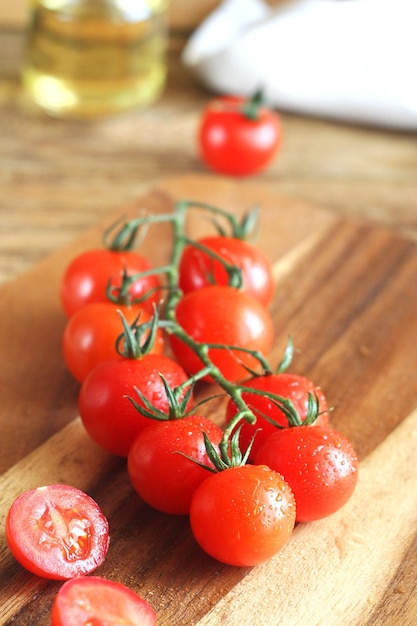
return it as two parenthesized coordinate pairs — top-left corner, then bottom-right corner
(60, 198), (359, 557)
(5, 198), (358, 624)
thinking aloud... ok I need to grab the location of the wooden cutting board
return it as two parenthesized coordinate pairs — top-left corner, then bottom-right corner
(1, 175), (417, 625)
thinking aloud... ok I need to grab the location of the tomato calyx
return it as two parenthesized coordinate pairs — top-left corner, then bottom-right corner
(224, 336), (293, 380)
(204, 422), (257, 473)
(102, 215), (147, 252)
(127, 373), (196, 421)
(222, 205), (260, 241)
(211, 90), (268, 123)
(180, 417), (257, 474)
(211, 206), (260, 241)
(115, 308), (161, 359)
(245, 388), (323, 429)
(240, 89), (267, 122)
(175, 199), (260, 241)
(105, 266), (165, 308)
(102, 211), (161, 253)
(181, 394), (260, 474)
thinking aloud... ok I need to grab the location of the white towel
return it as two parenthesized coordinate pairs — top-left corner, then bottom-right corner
(182, 0), (417, 131)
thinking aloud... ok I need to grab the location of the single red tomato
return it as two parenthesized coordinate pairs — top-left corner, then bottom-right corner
(127, 415), (223, 515)
(189, 464), (295, 566)
(225, 372), (330, 461)
(51, 576), (156, 626)
(5, 484), (109, 580)
(62, 302), (164, 383)
(60, 248), (161, 318)
(169, 285), (274, 383)
(255, 425), (358, 522)
(198, 93), (282, 176)
(179, 236), (274, 307)
(79, 353), (192, 457)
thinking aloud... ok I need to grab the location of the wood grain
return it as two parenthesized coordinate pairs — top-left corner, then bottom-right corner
(0, 27), (416, 291)
(1, 177), (417, 624)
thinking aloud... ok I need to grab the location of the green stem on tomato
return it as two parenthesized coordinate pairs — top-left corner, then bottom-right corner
(241, 89), (265, 121)
(114, 308), (161, 359)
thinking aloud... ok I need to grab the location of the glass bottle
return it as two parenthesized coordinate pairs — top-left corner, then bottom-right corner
(22, 0), (170, 119)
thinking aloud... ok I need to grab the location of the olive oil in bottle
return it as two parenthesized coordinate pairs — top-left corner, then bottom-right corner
(22, 0), (170, 118)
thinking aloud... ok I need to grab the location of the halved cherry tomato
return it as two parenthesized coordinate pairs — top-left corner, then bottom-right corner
(127, 415), (223, 515)
(169, 285), (274, 383)
(79, 353), (192, 457)
(198, 93), (282, 176)
(179, 236), (274, 307)
(189, 464), (295, 566)
(225, 372), (330, 460)
(62, 302), (164, 383)
(255, 425), (358, 522)
(5, 484), (109, 580)
(60, 249), (161, 318)
(51, 576), (156, 626)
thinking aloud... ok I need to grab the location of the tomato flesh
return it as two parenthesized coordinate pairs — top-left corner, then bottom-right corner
(51, 576), (156, 626)
(6, 485), (109, 580)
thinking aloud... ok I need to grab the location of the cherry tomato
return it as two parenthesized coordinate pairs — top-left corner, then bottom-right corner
(198, 93), (282, 176)
(225, 372), (330, 460)
(179, 236), (274, 307)
(169, 285), (274, 383)
(79, 353), (192, 457)
(189, 464), (295, 566)
(5, 484), (109, 580)
(62, 302), (164, 383)
(60, 249), (161, 318)
(51, 576), (156, 626)
(127, 415), (224, 515)
(255, 425), (358, 522)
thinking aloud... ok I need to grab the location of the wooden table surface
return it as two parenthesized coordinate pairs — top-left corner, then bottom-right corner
(1, 13), (416, 287)
(1, 7), (417, 626)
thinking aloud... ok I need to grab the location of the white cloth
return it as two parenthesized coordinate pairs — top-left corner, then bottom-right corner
(182, 0), (417, 131)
